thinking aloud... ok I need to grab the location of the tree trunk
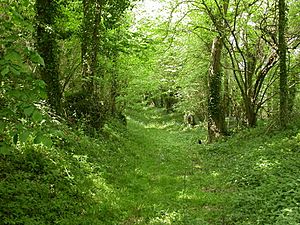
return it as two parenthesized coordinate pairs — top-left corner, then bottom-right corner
(208, 36), (227, 142)
(35, 0), (62, 113)
(81, 0), (102, 93)
(244, 97), (257, 127)
(223, 60), (230, 118)
(288, 72), (297, 113)
(278, 0), (288, 128)
(206, 0), (229, 143)
(244, 52), (257, 127)
(110, 56), (118, 115)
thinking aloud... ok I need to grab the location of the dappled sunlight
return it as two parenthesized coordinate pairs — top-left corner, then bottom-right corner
(144, 121), (178, 130)
(255, 157), (280, 171)
(150, 187), (163, 195)
(177, 190), (199, 200)
(126, 108), (187, 132)
(149, 210), (183, 225)
(92, 176), (114, 194)
(128, 117), (181, 131)
(176, 175), (191, 182)
(148, 173), (179, 185)
(149, 114), (163, 120)
(211, 171), (220, 177)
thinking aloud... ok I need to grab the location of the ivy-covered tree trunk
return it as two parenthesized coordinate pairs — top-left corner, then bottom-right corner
(208, 36), (227, 142)
(278, 0), (288, 128)
(207, 0), (229, 143)
(35, 0), (62, 113)
(81, 0), (102, 93)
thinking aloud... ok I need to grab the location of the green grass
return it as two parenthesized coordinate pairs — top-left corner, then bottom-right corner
(1, 107), (299, 224)
(111, 108), (233, 224)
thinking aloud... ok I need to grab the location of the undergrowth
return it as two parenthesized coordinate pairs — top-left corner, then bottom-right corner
(224, 123), (300, 224)
(1, 107), (299, 224)
(0, 116), (126, 224)
(202, 118), (300, 224)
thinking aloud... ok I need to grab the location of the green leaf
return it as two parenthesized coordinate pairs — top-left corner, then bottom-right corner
(34, 134), (52, 147)
(24, 106), (35, 117)
(22, 21), (34, 33)
(18, 63), (30, 74)
(10, 66), (21, 76)
(5, 50), (23, 64)
(1, 66), (10, 76)
(0, 108), (14, 117)
(39, 90), (47, 99)
(37, 80), (46, 89)
(30, 51), (45, 66)
(8, 89), (22, 98)
(0, 143), (13, 155)
(41, 136), (53, 148)
(32, 110), (43, 122)
(19, 131), (30, 143)
(0, 121), (5, 132)
(11, 10), (24, 22)
(34, 133), (43, 144)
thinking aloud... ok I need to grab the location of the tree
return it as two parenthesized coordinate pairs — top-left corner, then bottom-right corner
(81, 0), (103, 93)
(205, 0), (280, 127)
(35, 0), (62, 113)
(61, 0), (134, 129)
(278, 0), (288, 128)
(286, 0), (300, 114)
(204, 0), (229, 142)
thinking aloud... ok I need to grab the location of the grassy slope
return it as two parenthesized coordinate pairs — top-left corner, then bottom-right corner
(1, 107), (299, 224)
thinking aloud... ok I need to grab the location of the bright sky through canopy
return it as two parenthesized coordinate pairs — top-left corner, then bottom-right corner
(131, 0), (190, 32)
(132, 0), (167, 21)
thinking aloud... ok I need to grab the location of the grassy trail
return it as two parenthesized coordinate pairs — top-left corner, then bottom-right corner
(112, 110), (232, 225)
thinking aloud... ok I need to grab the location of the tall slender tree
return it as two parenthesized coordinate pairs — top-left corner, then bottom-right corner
(278, 0), (288, 128)
(204, 0), (229, 142)
(81, 0), (103, 93)
(35, 0), (62, 113)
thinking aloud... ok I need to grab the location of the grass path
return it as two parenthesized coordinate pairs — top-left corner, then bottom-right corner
(110, 109), (233, 225)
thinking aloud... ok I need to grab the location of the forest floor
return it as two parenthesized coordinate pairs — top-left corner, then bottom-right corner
(110, 107), (300, 225)
(2, 107), (299, 224)
(111, 108), (234, 224)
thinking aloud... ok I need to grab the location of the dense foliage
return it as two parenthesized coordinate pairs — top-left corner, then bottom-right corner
(0, 0), (299, 224)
